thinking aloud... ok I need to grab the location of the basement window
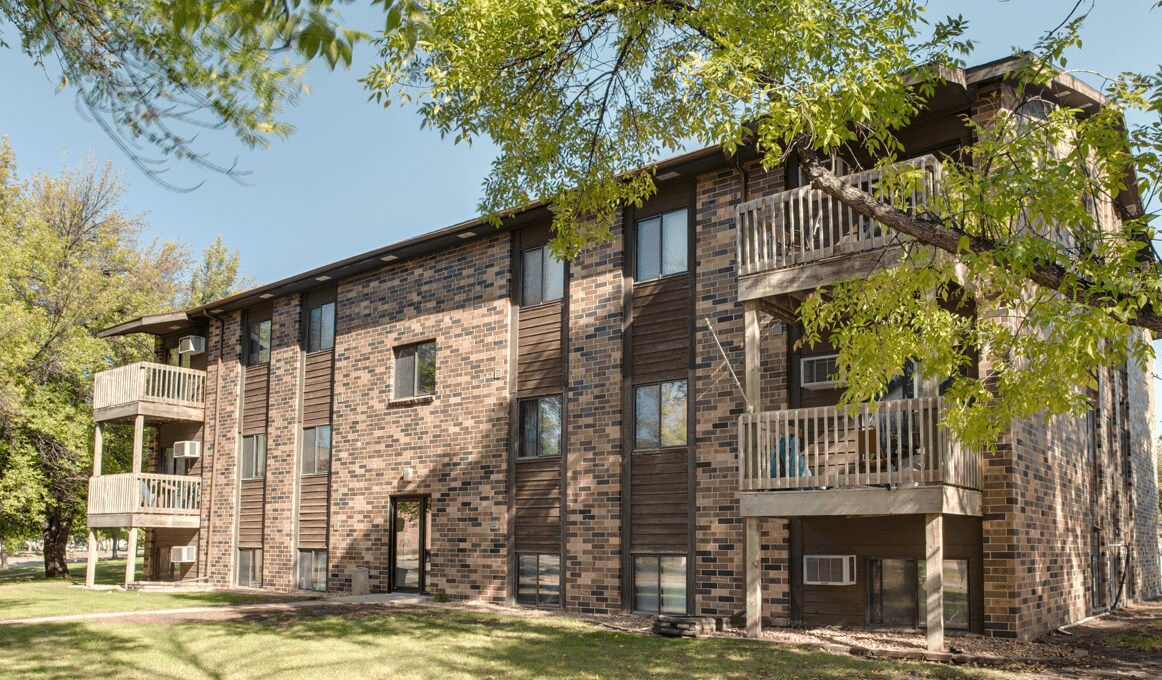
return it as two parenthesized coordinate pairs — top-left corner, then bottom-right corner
(516, 553), (560, 608)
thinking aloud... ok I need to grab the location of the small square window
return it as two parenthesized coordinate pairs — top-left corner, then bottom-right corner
(237, 548), (263, 588)
(636, 209), (687, 281)
(521, 246), (565, 306)
(241, 434), (267, 480)
(297, 549), (328, 591)
(247, 320), (271, 366)
(518, 396), (562, 458)
(394, 342), (436, 399)
(306, 302), (336, 353)
(634, 380), (687, 450)
(633, 554), (686, 614)
(516, 553), (560, 608)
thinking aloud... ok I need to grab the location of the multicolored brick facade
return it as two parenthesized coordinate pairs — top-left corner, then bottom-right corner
(123, 62), (1158, 643)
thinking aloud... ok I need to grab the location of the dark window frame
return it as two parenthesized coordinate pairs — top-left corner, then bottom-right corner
(241, 433), (267, 480)
(394, 341), (437, 399)
(297, 549), (328, 592)
(634, 208), (688, 282)
(520, 246), (566, 307)
(301, 424), (332, 475)
(632, 554), (687, 614)
(306, 301), (337, 354)
(866, 556), (971, 630)
(237, 548), (263, 588)
(518, 395), (562, 459)
(633, 379), (688, 451)
(247, 319), (271, 366)
(516, 552), (561, 609)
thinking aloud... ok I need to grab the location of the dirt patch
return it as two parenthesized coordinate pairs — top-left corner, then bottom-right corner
(758, 600), (1162, 678)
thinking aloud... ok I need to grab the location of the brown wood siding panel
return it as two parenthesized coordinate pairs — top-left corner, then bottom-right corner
(798, 515), (983, 631)
(513, 458), (561, 553)
(298, 474), (330, 549)
(517, 301), (563, 394)
(630, 450), (688, 552)
(238, 479), (265, 548)
(631, 277), (689, 382)
(242, 364), (269, 436)
(302, 351), (334, 427)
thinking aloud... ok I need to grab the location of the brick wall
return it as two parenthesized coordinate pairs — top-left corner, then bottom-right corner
(263, 295), (303, 589)
(563, 216), (625, 613)
(202, 311), (243, 588)
(327, 233), (512, 600)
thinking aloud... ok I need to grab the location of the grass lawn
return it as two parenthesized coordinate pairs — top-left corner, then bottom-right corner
(0, 558), (273, 621)
(0, 607), (1004, 680)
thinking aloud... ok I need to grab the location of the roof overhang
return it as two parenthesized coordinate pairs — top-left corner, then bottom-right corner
(97, 312), (202, 339)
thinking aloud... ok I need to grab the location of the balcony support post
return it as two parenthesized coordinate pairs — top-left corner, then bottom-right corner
(925, 513), (944, 652)
(745, 516), (762, 638)
(123, 415), (145, 587)
(85, 424), (103, 588)
(743, 301), (764, 638)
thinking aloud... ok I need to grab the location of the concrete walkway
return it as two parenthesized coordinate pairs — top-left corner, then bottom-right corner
(0, 592), (428, 626)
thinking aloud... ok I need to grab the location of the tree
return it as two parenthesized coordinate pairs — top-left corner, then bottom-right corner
(363, 0), (1162, 449)
(0, 139), (186, 576)
(185, 235), (255, 307)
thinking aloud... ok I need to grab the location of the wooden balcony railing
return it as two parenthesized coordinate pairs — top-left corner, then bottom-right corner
(92, 362), (206, 413)
(88, 473), (201, 517)
(736, 155), (942, 276)
(738, 397), (981, 493)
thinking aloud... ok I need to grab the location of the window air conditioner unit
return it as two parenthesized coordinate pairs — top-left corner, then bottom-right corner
(800, 354), (842, 390)
(178, 335), (206, 356)
(803, 555), (857, 585)
(170, 546), (197, 563)
(173, 440), (201, 459)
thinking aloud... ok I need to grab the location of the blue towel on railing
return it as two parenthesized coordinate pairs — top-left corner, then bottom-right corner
(771, 435), (811, 478)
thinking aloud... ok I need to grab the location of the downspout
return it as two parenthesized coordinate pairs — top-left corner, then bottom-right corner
(199, 309), (227, 581)
(730, 152), (749, 203)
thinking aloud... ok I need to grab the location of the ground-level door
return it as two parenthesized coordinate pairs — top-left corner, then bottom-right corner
(390, 496), (429, 593)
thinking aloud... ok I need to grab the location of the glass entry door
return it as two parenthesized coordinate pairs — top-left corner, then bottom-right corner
(391, 497), (428, 592)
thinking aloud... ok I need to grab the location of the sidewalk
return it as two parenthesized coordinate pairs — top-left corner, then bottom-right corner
(0, 592), (428, 626)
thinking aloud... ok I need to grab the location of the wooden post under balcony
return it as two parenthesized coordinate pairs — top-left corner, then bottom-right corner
(124, 415), (144, 587)
(925, 513), (945, 652)
(743, 301), (763, 638)
(85, 424), (103, 588)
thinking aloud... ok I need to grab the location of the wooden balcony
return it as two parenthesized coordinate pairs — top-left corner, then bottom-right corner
(87, 473), (201, 529)
(736, 155), (941, 300)
(92, 362), (206, 423)
(738, 397), (982, 517)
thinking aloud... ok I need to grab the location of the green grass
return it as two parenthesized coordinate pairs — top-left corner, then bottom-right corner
(0, 608), (1003, 680)
(1103, 619), (1162, 651)
(0, 558), (272, 621)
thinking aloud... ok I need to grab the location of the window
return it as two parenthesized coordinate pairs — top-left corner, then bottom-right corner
(521, 247), (565, 306)
(160, 448), (185, 476)
(247, 320), (271, 366)
(918, 559), (970, 630)
(297, 549), (328, 591)
(516, 553), (560, 608)
(633, 555), (686, 614)
(237, 548), (263, 587)
(166, 346), (191, 368)
(394, 342), (436, 398)
(803, 555), (857, 585)
(518, 396), (562, 458)
(241, 434), (267, 480)
(869, 558), (970, 630)
(306, 302), (336, 353)
(636, 209), (687, 281)
(634, 380), (687, 450)
(301, 425), (332, 475)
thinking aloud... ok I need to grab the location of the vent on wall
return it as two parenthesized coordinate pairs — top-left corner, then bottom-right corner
(800, 355), (842, 390)
(803, 554), (857, 585)
(170, 546), (197, 563)
(178, 335), (206, 355)
(173, 441), (201, 459)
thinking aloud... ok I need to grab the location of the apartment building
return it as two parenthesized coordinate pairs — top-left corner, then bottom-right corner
(84, 58), (1160, 649)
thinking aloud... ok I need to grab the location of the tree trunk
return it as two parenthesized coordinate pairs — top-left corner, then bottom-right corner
(111, 528), (118, 560)
(42, 509), (72, 578)
(1, 545), (8, 570)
